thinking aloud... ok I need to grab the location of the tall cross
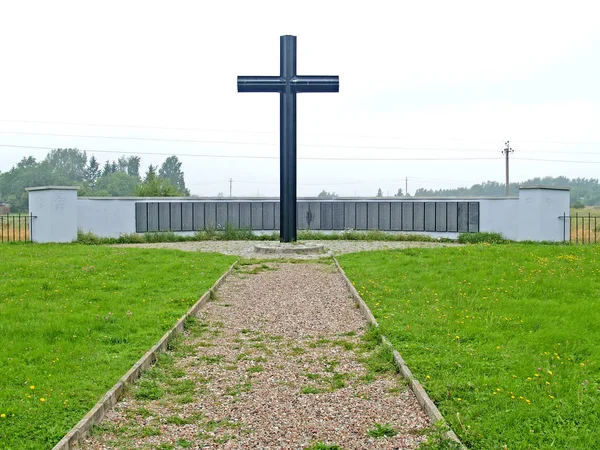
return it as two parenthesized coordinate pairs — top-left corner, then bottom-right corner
(238, 35), (339, 242)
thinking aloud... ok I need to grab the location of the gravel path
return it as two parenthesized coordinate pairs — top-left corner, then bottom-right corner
(113, 239), (456, 259)
(81, 263), (430, 449)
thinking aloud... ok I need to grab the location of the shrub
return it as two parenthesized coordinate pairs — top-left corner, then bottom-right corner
(76, 229), (104, 245)
(457, 232), (507, 244)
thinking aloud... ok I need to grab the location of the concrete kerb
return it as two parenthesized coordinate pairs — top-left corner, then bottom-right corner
(332, 257), (464, 448)
(51, 260), (239, 450)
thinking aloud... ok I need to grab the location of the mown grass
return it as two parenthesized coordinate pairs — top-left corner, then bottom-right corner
(338, 244), (600, 449)
(0, 244), (236, 450)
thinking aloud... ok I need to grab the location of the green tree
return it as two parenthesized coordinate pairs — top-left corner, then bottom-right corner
(394, 188), (403, 197)
(126, 156), (141, 178)
(136, 165), (182, 196)
(159, 156), (189, 195)
(43, 148), (87, 184)
(101, 160), (114, 177)
(94, 172), (139, 196)
(376, 188), (383, 197)
(0, 157), (54, 211)
(84, 156), (101, 187)
(317, 190), (339, 199)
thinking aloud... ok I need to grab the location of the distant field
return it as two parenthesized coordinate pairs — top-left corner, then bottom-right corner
(570, 206), (600, 217)
(0, 244), (236, 449)
(567, 209), (600, 243)
(339, 244), (600, 449)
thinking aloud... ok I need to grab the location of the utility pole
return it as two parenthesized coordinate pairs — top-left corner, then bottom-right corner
(405, 177), (408, 196)
(502, 141), (514, 196)
(229, 178), (233, 198)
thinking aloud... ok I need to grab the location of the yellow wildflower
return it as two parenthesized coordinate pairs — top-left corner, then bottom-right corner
(40, 398), (45, 402)
(30, 386), (35, 390)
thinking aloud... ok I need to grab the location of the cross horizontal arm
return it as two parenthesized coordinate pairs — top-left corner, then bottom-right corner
(292, 76), (339, 93)
(238, 76), (285, 93)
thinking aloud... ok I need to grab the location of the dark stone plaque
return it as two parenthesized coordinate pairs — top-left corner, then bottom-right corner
(413, 202), (425, 231)
(181, 203), (193, 231)
(205, 203), (217, 230)
(170, 202), (182, 231)
(135, 203), (147, 232)
(251, 203), (263, 230)
(158, 203), (170, 231)
(263, 202), (275, 230)
(457, 202), (469, 232)
(424, 202), (436, 232)
(436, 202), (447, 232)
(321, 202), (334, 230)
(356, 203), (368, 230)
(391, 202), (402, 231)
(469, 202), (480, 232)
(193, 203), (205, 230)
(401, 203), (413, 230)
(333, 202), (344, 230)
(379, 202), (391, 231)
(367, 202), (378, 230)
(216, 203), (227, 230)
(447, 202), (458, 232)
(344, 202), (356, 229)
(240, 203), (251, 229)
(227, 202), (240, 229)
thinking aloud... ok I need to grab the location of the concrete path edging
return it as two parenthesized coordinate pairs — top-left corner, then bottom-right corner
(51, 261), (239, 450)
(333, 258), (465, 448)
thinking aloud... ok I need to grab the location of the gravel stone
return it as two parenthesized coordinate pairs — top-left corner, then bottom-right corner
(113, 239), (456, 259)
(80, 263), (431, 449)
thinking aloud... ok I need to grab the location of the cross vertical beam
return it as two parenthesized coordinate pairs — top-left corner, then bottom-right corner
(280, 35), (297, 242)
(238, 35), (339, 242)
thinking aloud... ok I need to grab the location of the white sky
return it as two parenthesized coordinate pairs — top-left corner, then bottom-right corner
(1, 0), (599, 197)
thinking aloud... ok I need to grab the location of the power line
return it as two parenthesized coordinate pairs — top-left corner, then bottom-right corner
(2, 118), (600, 145)
(0, 119), (274, 135)
(514, 157), (600, 164)
(3, 143), (600, 164)
(1, 130), (600, 155)
(0, 131), (502, 152)
(189, 176), (485, 187)
(0, 144), (500, 161)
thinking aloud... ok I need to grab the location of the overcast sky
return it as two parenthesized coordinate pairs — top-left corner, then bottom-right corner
(1, 1), (599, 197)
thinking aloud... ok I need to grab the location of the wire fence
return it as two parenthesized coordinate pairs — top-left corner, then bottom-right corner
(0, 213), (35, 243)
(560, 213), (600, 244)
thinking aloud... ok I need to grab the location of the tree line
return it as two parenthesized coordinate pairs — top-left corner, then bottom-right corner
(0, 148), (190, 212)
(319, 177), (596, 206)
(413, 176), (597, 206)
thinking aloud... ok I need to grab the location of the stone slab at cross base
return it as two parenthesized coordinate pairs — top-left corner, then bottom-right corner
(254, 243), (326, 255)
(26, 186), (79, 243)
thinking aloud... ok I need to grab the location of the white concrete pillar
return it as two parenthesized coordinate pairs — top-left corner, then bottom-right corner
(518, 186), (570, 242)
(26, 186), (79, 243)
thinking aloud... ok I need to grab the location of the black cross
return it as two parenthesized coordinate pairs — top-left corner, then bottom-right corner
(238, 35), (339, 242)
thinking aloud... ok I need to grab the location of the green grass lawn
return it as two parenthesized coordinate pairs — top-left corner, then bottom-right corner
(0, 244), (236, 450)
(338, 244), (600, 449)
